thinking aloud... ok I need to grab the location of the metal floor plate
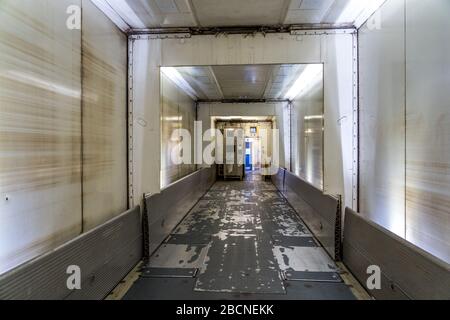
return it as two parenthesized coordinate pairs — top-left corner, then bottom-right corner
(272, 235), (318, 247)
(273, 246), (338, 272)
(141, 267), (198, 279)
(194, 236), (285, 294)
(125, 177), (355, 300)
(148, 244), (209, 269)
(165, 234), (212, 245)
(123, 277), (356, 300)
(283, 271), (342, 283)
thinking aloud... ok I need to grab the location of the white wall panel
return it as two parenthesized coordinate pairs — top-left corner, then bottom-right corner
(275, 103), (291, 170)
(161, 75), (182, 188)
(291, 80), (324, 190)
(0, 0), (130, 274)
(321, 34), (355, 208)
(81, 0), (128, 231)
(405, 0), (450, 263)
(178, 82), (197, 177)
(131, 39), (162, 202)
(359, 0), (406, 237)
(0, 0), (82, 274)
(160, 74), (197, 188)
(359, 0), (450, 263)
(160, 34), (321, 67)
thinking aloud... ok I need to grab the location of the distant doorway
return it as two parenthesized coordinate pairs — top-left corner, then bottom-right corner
(245, 140), (252, 172)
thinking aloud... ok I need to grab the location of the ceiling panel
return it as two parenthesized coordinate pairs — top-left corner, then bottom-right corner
(284, 0), (335, 24)
(212, 65), (274, 99)
(176, 67), (223, 100)
(191, 0), (288, 26)
(169, 64), (307, 101)
(96, 0), (380, 29)
(119, 0), (197, 28)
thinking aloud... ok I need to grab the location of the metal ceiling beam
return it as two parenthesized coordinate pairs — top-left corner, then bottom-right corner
(197, 98), (290, 104)
(128, 23), (355, 36)
(208, 67), (225, 100)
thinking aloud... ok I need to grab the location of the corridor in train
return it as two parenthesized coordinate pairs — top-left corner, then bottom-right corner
(123, 172), (356, 300)
(2, 0), (450, 303)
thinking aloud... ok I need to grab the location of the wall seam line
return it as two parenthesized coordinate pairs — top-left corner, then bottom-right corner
(80, 0), (85, 234)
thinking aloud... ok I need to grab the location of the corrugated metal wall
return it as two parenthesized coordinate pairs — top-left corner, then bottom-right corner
(0, 0), (128, 274)
(359, 0), (450, 263)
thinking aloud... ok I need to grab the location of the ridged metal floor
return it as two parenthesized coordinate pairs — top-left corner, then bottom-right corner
(124, 173), (356, 300)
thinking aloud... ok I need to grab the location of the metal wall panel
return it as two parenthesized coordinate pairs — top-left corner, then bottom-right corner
(130, 39), (162, 202)
(145, 167), (216, 256)
(343, 208), (450, 300)
(160, 74), (197, 189)
(0, 0), (130, 275)
(359, 0), (450, 263)
(271, 167), (285, 192)
(160, 34), (321, 67)
(405, 0), (450, 263)
(178, 83), (197, 177)
(321, 33), (355, 210)
(0, 207), (142, 300)
(81, 0), (128, 231)
(283, 170), (341, 260)
(291, 79), (324, 190)
(359, 0), (406, 237)
(161, 74), (182, 188)
(0, 0), (83, 275)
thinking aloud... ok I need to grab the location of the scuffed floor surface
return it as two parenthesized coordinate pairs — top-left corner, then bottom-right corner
(124, 176), (356, 300)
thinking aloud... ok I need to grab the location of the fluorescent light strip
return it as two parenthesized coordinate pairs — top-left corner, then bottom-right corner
(161, 67), (198, 100)
(304, 115), (324, 120)
(337, 0), (387, 28)
(284, 64), (323, 101)
(90, 0), (131, 32)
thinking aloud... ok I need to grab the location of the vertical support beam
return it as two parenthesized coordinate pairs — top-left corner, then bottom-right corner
(289, 101), (293, 173)
(127, 37), (135, 208)
(352, 32), (359, 211)
(80, 1), (85, 231)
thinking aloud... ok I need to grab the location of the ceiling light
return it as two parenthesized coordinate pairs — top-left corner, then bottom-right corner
(304, 115), (324, 121)
(161, 67), (198, 100)
(284, 64), (323, 101)
(337, 0), (387, 28)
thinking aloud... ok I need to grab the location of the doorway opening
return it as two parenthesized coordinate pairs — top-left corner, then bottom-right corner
(214, 117), (275, 181)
